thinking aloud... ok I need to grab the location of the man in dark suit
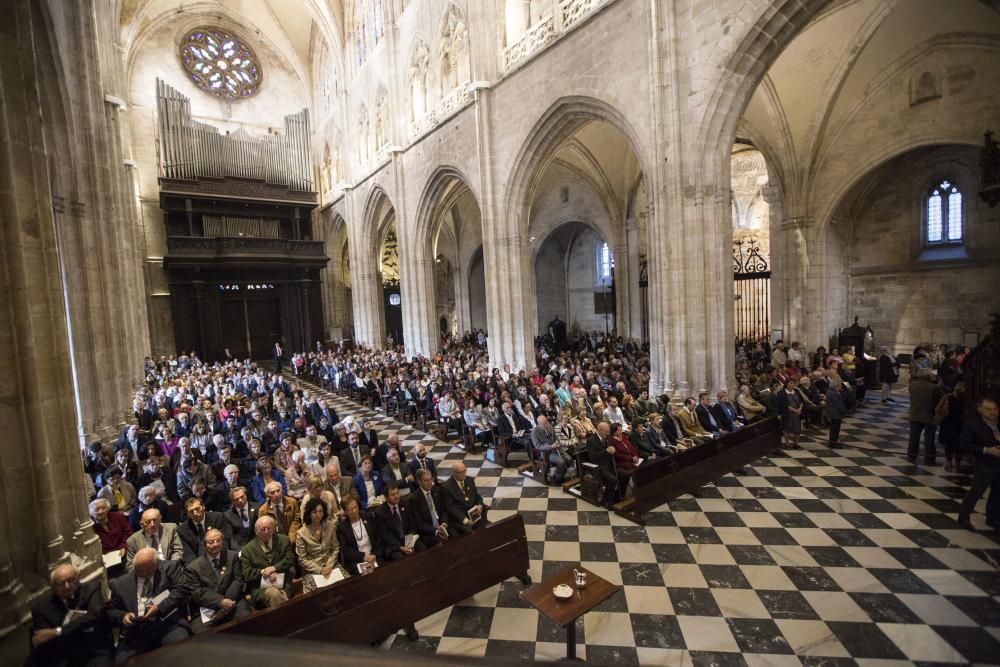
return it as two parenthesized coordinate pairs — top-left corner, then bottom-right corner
(241, 515), (295, 609)
(338, 432), (370, 477)
(711, 391), (743, 432)
(409, 469), (452, 547)
(177, 497), (233, 563)
(190, 477), (227, 513)
(183, 528), (250, 633)
(360, 418), (379, 453)
(108, 548), (190, 663)
(222, 486), (260, 550)
(373, 482), (416, 560)
(311, 398), (340, 430)
(695, 393), (723, 434)
(586, 422), (628, 508)
(381, 446), (413, 492)
(629, 419), (670, 461)
(406, 442), (438, 482)
(30, 564), (114, 666)
(497, 401), (531, 451)
(273, 342), (284, 373)
(957, 397), (1000, 530)
(441, 462), (488, 535)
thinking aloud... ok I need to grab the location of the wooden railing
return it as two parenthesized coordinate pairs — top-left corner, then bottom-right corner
(963, 313), (1000, 416)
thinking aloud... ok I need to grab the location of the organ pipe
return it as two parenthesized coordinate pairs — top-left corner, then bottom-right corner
(155, 78), (314, 191)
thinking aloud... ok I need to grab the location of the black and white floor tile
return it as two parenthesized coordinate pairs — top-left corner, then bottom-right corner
(296, 379), (1000, 665)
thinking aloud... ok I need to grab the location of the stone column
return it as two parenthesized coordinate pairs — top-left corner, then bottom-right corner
(625, 217), (645, 341)
(613, 241), (630, 339)
(645, 0), (684, 398)
(454, 265), (470, 334)
(778, 216), (812, 345)
(345, 187), (384, 349)
(763, 184), (785, 340)
(0, 3), (103, 659)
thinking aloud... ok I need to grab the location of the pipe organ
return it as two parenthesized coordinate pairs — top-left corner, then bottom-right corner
(155, 78), (327, 362)
(156, 78), (313, 191)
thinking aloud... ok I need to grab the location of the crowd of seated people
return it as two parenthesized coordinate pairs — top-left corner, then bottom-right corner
(63, 356), (510, 663)
(289, 332), (771, 502)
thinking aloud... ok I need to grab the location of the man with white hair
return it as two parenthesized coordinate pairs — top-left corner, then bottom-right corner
(183, 528), (250, 632)
(109, 547), (190, 661)
(216, 463), (242, 499)
(241, 515), (295, 608)
(258, 480), (301, 544)
(30, 563), (114, 665)
(125, 508), (183, 569)
(128, 484), (170, 532)
(322, 461), (356, 513)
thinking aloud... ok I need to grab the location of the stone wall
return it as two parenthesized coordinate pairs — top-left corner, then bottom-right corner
(843, 145), (1000, 351)
(125, 17), (309, 357)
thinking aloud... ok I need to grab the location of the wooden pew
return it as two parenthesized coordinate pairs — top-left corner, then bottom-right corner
(613, 417), (781, 524)
(152, 515), (532, 652)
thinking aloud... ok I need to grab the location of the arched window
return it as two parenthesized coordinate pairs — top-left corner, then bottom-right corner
(925, 179), (963, 245)
(354, 0), (386, 68)
(596, 242), (614, 286)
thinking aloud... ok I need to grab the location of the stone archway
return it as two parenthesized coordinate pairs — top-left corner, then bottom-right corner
(411, 165), (485, 354)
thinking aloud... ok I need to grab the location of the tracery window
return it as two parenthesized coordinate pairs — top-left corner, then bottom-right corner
(596, 242), (614, 286)
(180, 28), (261, 100)
(354, 0), (386, 68)
(925, 179), (964, 245)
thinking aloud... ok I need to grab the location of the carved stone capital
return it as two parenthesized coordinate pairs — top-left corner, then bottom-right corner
(781, 216), (812, 231)
(51, 196), (66, 215)
(70, 201), (86, 218)
(761, 185), (783, 205)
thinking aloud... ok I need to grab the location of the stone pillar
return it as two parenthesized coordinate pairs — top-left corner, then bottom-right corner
(613, 241), (630, 339)
(645, 0), (684, 398)
(0, 3), (103, 660)
(778, 216), (812, 345)
(625, 217), (645, 341)
(454, 265), (470, 334)
(345, 187), (384, 349)
(473, 87), (534, 370)
(763, 184), (785, 340)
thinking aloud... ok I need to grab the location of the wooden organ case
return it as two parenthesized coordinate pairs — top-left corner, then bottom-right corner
(156, 79), (329, 360)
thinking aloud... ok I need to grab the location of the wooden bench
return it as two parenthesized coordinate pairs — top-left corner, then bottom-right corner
(613, 417), (781, 524)
(149, 515), (532, 654)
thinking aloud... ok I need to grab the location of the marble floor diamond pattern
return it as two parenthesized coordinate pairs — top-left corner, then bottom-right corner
(296, 380), (1000, 665)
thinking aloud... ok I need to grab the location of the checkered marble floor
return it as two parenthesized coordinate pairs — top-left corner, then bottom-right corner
(296, 378), (1000, 665)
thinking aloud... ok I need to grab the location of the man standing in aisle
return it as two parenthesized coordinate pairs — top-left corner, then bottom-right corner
(957, 398), (1000, 531)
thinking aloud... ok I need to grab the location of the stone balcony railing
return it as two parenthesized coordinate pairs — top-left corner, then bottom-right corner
(503, 0), (610, 72)
(165, 236), (328, 267)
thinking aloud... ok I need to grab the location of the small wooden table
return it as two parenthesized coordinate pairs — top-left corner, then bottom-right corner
(520, 565), (621, 661)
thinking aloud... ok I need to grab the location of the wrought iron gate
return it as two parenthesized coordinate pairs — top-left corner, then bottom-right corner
(733, 237), (770, 341)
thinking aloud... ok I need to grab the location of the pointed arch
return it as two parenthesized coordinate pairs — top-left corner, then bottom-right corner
(413, 165), (480, 258)
(361, 183), (397, 266)
(502, 96), (654, 240)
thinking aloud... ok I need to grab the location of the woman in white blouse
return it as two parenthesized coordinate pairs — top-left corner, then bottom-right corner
(336, 495), (383, 574)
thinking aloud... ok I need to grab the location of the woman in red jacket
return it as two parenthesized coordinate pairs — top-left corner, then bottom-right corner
(609, 423), (640, 473)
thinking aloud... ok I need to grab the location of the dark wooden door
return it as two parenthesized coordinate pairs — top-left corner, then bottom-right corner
(219, 299), (247, 358)
(383, 283), (402, 347)
(246, 296), (280, 360)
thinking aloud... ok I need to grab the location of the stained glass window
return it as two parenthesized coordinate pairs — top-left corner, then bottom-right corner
(354, 0), (386, 68)
(925, 180), (963, 245)
(180, 28), (262, 100)
(597, 242), (614, 286)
